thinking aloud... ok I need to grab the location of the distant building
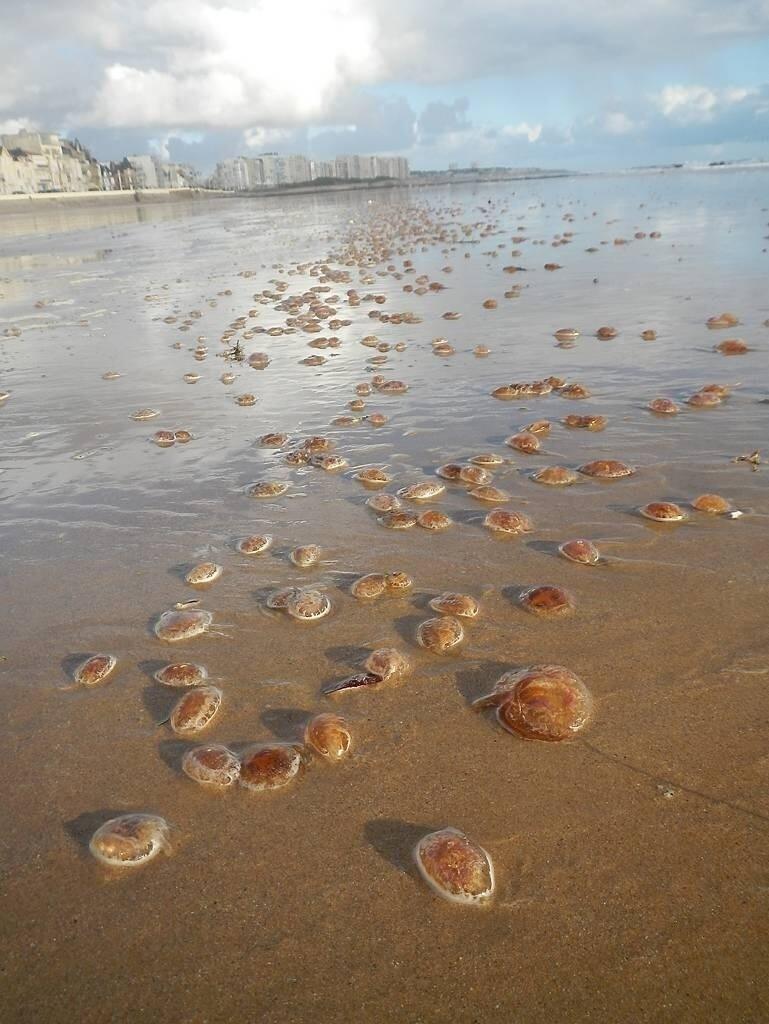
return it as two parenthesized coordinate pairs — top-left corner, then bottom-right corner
(0, 132), (102, 194)
(126, 155), (159, 189)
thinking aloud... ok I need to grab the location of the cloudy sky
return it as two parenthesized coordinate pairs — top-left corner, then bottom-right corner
(2, 0), (769, 172)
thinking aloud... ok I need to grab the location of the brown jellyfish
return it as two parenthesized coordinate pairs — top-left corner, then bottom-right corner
(558, 539), (601, 565)
(519, 585), (575, 616)
(416, 616), (464, 653)
(305, 714), (352, 760)
(578, 460), (634, 479)
(639, 502), (687, 522)
(413, 828), (495, 905)
(474, 664), (592, 742)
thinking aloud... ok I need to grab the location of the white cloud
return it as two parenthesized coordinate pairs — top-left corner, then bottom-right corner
(0, 117), (39, 134)
(654, 83), (758, 123)
(243, 126), (292, 150)
(501, 122), (542, 142)
(603, 112), (636, 135)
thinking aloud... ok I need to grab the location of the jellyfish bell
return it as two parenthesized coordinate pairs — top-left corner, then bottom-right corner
(429, 593), (480, 618)
(578, 459), (634, 479)
(416, 616), (464, 653)
(237, 534), (273, 555)
(413, 828), (495, 906)
(169, 686), (222, 735)
(155, 609), (214, 642)
(532, 466), (578, 486)
(519, 585), (575, 616)
(558, 539), (601, 565)
(89, 814), (172, 868)
(154, 662), (208, 687)
(305, 714), (352, 760)
(364, 648), (410, 681)
(286, 589), (331, 621)
(73, 654), (118, 687)
(639, 502), (687, 522)
(691, 493), (731, 514)
(648, 398), (679, 415)
(290, 545), (322, 568)
(484, 509), (533, 535)
(239, 744), (304, 791)
(185, 562), (223, 586)
(182, 745), (241, 787)
(475, 664), (593, 742)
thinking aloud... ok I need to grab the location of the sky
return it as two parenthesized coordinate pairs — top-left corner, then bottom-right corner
(2, 0), (769, 173)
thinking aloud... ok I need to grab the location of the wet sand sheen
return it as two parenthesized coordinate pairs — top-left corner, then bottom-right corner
(1, 171), (769, 1024)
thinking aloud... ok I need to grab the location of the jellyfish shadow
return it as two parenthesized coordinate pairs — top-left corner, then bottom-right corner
(454, 660), (514, 706)
(65, 808), (139, 854)
(260, 706), (309, 739)
(364, 818), (440, 878)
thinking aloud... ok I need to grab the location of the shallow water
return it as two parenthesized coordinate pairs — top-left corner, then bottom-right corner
(1, 172), (768, 1023)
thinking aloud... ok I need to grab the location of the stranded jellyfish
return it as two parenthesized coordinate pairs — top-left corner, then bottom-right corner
(237, 534), (273, 555)
(640, 502), (687, 522)
(182, 745), (240, 787)
(520, 420), (551, 437)
(247, 481), (288, 498)
(692, 493), (731, 514)
(266, 587), (298, 610)
(471, 452), (505, 466)
(290, 545), (322, 568)
(89, 813), (171, 868)
(380, 511), (419, 530)
(506, 433), (540, 454)
(305, 714), (352, 760)
(185, 562), (223, 586)
(559, 539), (601, 565)
(686, 390), (721, 408)
(169, 685), (222, 735)
(365, 648), (410, 681)
(73, 654), (117, 687)
(286, 589), (331, 621)
(578, 460), (634, 479)
(355, 468), (392, 486)
(533, 466), (578, 486)
(437, 463), (464, 480)
(559, 383), (591, 399)
(131, 408), (160, 421)
(154, 663), (208, 687)
(641, 330), (657, 341)
(174, 430), (192, 444)
(554, 328), (580, 342)
(474, 345), (491, 356)
(484, 509), (533, 535)
(648, 398), (679, 415)
(398, 481), (445, 501)
(474, 664), (592, 741)
(235, 394), (256, 407)
(386, 571), (413, 592)
(715, 339), (748, 355)
(469, 485), (510, 503)
(154, 609), (213, 642)
(519, 585), (575, 616)
(239, 744), (303, 791)
(459, 466), (492, 486)
(417, 616), (464, 653)
(367, 492), (399, 513)
(259, 432), (288, 447)
(313, 454), (348, 472)
(706, 312), (739, 328)
(153, 430), (175, 448)
(413, 828), (495, 906)
(429, 593), (480, 618)
(418, 510), (452, 530)
(596, 326), (618, 339)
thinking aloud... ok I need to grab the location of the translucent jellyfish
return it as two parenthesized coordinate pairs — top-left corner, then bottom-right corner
(578, 460), (634, 479)
(429, 593), (480, 618)
(131, 408), (160, 421)
(519, 585), (575, 616)
(459, 466), (492, 486)
(313, 454), (349, 472)
(153, 430), (175, 448)
(648, 398), (679, 415)
(559, 384), (591, 399)
(436, 463), (464, 480)
(715, 339), (748, 355)
(484, 509), (533, 535)
(474, 664), (592, 741)
(155, 609), (214, 642)
(414, 828), (495, 906)
(185, 562), (223, 586)
(286, 589), (331, 621)
(398, 481), (446, 501)
(235, 394), (257, 407)
(554, 328), (580, 342)
(692, 493), (731, 514)
(355, 468), (392, 486)
(364, 648), (410, 680)
(247, 481), (289, 498)
(305, 714), (352, 760)
(237, 534), (273, 555)
(182, 745), (241, 787)
(154, 663), (208, 687)
(380, 511), (419, 530)
(596, 326), (618, 339)
(174, 430), (193, 444)
(89, 813), (171, 868)
(259, 432), (289, 447)
(507, 433), (540, 454)
(290, 545), (322, 568)
(470, 453), (505, 466)
(417, 616), (464, 653)
(558, 539), (601, 565)
(169, 685), (223, 735)
(239, 744), (303, 791)
(532, 466), (578, 486)
(73, 654), (117, 687)
(639, 502), (687, 522)
(417, 510), (452, 530)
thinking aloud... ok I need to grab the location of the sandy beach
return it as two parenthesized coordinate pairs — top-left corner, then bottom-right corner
(1, 169), (768, 1023)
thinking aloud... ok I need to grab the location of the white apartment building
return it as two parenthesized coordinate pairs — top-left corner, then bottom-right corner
(126, 155), (159, 189)
(0, 132), (100, 193)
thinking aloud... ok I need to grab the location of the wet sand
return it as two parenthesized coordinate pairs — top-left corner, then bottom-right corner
(1, 170), (768, 1023)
